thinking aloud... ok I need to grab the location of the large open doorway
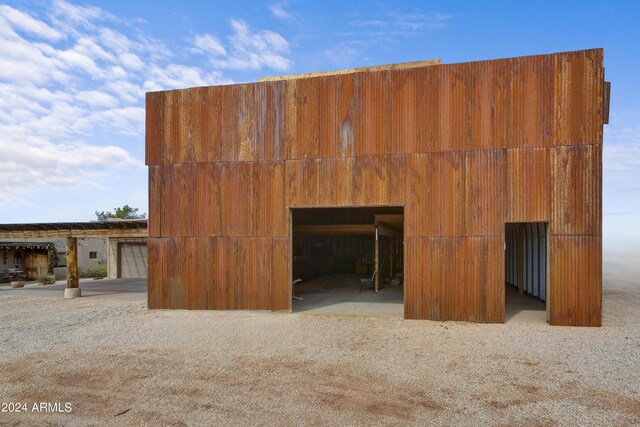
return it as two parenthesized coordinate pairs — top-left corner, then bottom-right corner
(291, 207), (404, 318)
(505, 222), (548, 324)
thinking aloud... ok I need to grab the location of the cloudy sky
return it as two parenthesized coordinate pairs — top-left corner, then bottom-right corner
(0, 0), (638, 239)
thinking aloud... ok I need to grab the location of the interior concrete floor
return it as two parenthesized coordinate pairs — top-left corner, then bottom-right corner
(293, 274), (404, 318)
(504, 283), (547, 324)
(293, 277), (547, 323)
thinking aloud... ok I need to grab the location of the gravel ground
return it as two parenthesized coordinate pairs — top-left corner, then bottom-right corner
(1, 248), (639, 426)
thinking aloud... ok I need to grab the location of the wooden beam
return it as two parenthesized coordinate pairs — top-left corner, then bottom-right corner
(259, 59), (441, 82)
(292, 224), (375, 235)
(0, 229), (147, 239)
(376, 224), (401, 239)
(66, 237), (78, 289)
(374, 214), (404, 225)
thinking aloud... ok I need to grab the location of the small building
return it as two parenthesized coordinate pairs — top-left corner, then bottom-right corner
(145, 49), (607, 326)
(0, 241), (57, 281)
(0, 221), (148, 285)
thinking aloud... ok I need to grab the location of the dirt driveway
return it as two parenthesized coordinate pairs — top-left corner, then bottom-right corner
(1, 255), (639, 426)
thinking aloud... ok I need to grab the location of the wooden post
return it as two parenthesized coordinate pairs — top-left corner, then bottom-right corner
(374, 225), (379, 292)
(518, 225), (525, 296)
(66, 236), (78, 288)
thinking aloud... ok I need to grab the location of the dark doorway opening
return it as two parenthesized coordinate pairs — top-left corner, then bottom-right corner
(505, 222), (548, 324)
(291, 206), (404, 318)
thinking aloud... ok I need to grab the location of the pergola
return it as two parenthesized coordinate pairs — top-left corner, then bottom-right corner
(0, 220), (147, 297)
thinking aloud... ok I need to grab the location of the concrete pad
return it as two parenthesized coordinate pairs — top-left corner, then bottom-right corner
(505, 284), (547, 324)
(293, 274), (404, 318)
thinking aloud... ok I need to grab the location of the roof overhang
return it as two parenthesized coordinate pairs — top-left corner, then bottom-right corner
(0, 220), (148, 239)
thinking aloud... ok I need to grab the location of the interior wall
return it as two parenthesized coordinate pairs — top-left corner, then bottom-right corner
(293, 235), (375, 280)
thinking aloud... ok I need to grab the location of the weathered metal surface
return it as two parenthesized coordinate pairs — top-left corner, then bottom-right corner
(146, 48), (605, 325)
(551, 144), (602, 236)
(506, 148), (551, 223)
(549, 235), (602, 326)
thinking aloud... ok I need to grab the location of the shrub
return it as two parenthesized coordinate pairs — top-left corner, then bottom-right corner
(37, 274), (56, 285)
(90, 264), (107, 279)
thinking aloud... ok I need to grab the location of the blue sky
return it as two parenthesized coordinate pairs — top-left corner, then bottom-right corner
(0, 0), (638, 239)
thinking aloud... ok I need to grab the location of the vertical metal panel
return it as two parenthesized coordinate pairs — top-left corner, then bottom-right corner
(254, 162), (286, 237)
(405, 236), (503, 322)
(148, 165), (161, 237)
(388, 154), (407, 206)
(286, 159), (319, 207)
(220, 162), (254, 236)
(353, 156), (391, 206)
(355, 71), (391, 156)
(554, 49), (604, 146)
(194, 237), (213, 310)
(264, 81), (286, 161)
(194, 163), (222, 237)
(145, 92), (163, 165)
(405, 152), (466, 237)
(506, 147), (551, 222)
(201, 87), (222, 162)
(271, 237), (289, 310)
(465, 150), (505, 236)
(390, 69), (417, 154)
(292, 77), (320, 159)
(550, 235), (602, 326)
(147, 238), (160, 309)
(551, 144), (602, 236)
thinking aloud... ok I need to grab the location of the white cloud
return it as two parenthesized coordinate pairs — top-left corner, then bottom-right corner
(322, 40), (367, 67)
(0, 1), (292, 211)
(76, 90), (119, 108)
(358, 11), (452, 34)
(334, 9), (452, 43)
(143, 65), (232, 92)
(0, 5), (64, 41)
(192, 19), (292, 71)
(49, 0), (114, 30)
(192, 34), (226, 56)
(269, 3), (295, 21)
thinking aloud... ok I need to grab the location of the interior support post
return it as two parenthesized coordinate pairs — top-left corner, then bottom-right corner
(518, 224), (525, 296)
(374, 225), (379, 293)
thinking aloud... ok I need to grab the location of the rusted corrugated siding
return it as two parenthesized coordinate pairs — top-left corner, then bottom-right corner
(506, 148), (551, 222)
(146, 48), (604, 325)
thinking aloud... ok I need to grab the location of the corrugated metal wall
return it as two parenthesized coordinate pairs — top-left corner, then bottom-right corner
(146, 49), (604, 326)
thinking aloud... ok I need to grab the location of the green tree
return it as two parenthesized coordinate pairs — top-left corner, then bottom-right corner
(95, 205), (146, 221)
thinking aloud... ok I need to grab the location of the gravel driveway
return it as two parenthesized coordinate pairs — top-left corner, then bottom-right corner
(1, 248), (639, 426)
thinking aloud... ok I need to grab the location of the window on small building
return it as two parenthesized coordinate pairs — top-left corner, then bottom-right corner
(89, 251), (97, 259)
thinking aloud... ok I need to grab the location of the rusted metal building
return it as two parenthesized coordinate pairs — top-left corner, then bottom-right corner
(145, 48), (608, 326)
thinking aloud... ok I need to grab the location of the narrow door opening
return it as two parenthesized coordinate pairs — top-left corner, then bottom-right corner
(291, 206), (404, 318)
(505, 222), (548, 324)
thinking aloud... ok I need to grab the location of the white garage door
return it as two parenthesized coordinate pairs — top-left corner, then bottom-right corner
(120, 243), (147, 278)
